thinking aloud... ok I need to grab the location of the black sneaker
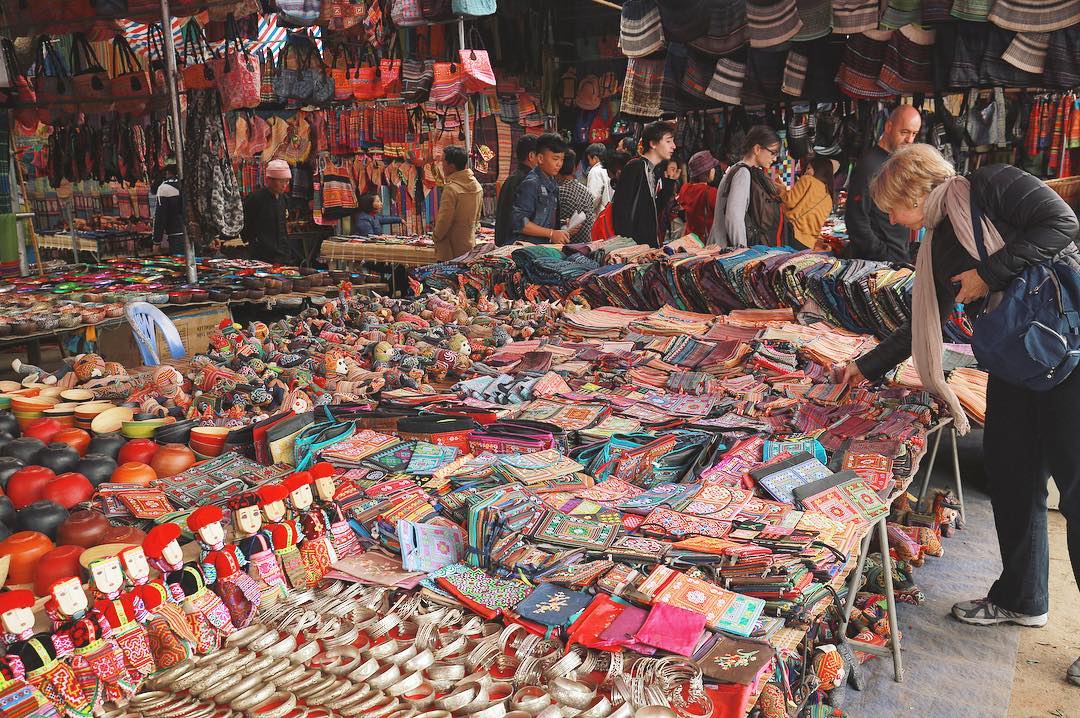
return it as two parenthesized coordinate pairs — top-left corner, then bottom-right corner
(951, 597), (1048, 627)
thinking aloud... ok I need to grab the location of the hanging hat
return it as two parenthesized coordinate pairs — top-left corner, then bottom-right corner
(283, 471), (314, 492)
(1044, 26), (1080, 89)
(922, 0), (954, 22)
(620, 0), (667, 58)
(981, 26), (1039, 86)
(989, 0), (1080, 32)
(688, 151), (721, 180)
(266, 159), (293, 180)
(783, 50), (810, 96)
(575, 75), (602, 111)
(257, 483), (289, 506)
(187, 505), (224, 533)
(143, 523), (181, 560)
(705, 57), (746, 105)
(950, 0), (991, 21)
(310, 462), (337, 479)
(878, 25), (936, 95)
(747, 0), (804, 48)
(0, 588), (34, 614)
(835, 30), (896, 100)
(881, 0), (923, 29)
(832, 0), (880, 33)
(794, 0), (832, 41)
(656, 0), (711, 43)
(1003, 31), (1051, 73)
(690, 0), (747, 55)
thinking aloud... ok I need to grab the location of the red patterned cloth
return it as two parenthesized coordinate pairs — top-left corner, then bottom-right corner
(25, 661), (87, 718)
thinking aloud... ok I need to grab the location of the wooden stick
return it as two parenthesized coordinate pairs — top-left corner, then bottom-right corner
(11, 150), (43, 277)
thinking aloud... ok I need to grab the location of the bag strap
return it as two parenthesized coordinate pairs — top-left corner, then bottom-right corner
(70, 33), (104, 74)
(970, 190), (988, 264)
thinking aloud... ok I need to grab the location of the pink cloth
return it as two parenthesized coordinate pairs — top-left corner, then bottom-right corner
(634, 602), (707, 657)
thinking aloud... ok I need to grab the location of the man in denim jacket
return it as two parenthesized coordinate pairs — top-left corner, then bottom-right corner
(510, 133), (571, 244)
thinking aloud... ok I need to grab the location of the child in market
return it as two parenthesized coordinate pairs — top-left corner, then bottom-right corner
(352, 193), (403, 237)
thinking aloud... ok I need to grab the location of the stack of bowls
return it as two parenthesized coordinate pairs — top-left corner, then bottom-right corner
(74, 402), (115, 432)
(121, 415), (168, 440)
(11, 395), (57, 430)
(189, 426), (230, 458)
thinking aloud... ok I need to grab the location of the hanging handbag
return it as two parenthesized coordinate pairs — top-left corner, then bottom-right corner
(430, 58), (466, 106)
(352, 49), (384, 101)
(180, 20), (219, 91)
(69, 33), (111, 112)
(1, 39), (38, 128)
(401, 59), (434, 103)
(110, 33), (150, 116)
(260, 48), (279, 104)
(321, 0), (366, 30)
(453, 0), (495, 14)
(307, 44), (336, 105)
(216, 17), (261, 111)
(329, 44), (355, 101)
(34, 37), (77, 122)
(421, 0), (453, 20)
(273, 43), (314, 102)
(278, 0), (322, 26)
(391, 0), (425, 27)
(379, 35), (402, 96)
(459, 28), (495, 93)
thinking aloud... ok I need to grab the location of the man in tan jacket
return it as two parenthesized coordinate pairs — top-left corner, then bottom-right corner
(433, 145), (483, 262)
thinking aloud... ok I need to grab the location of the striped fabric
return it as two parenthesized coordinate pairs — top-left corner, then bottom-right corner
(121, 15), (313, 58)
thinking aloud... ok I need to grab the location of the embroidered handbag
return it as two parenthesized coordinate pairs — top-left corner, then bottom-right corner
(260, 49), (278, 104)
(430, 60), (466, 106)
(306, 45), (336, 105)
(328, 44), (355, 102)
(110, 34), (150, 116)
(69, 33), (111, 112)
(401, 57), (434, 102)
(514, 583), (592, 628)
(379, 36), (402, 96)
(216, 18), (261, 111)
(1, 39), (37, 129)
(390, 0), (425, 27)
(352, 50), (384, 101)
(273, 44), (313, 102)
(180, 20), (218, 91)
(321, 0), (366, 30)
(459, 29), (496, 93)
(453, 0), (495, 15)
(278, 0), (322, 26)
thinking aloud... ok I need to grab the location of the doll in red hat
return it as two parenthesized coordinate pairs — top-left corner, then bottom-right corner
(311, 462), (362, 560)
(47, 576), (134, 709)
(259, 483), (309, 590)
(284, 471), (336, 586)
(0, 589), (73, 718)
(87, 555), (155, 686)
(117, 545), (195, 669)
(141, 523), (233, 654)
(187, 505), (261, 629)
(227, 492), (287, 610)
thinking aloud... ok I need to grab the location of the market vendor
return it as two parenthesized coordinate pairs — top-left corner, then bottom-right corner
(241, 160), (298, 265)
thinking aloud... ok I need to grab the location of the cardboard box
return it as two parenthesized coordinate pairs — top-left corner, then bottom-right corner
(97, 304), (232, 368)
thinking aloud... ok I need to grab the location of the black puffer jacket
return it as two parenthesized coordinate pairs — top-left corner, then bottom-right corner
(856, 164), (1080, 380)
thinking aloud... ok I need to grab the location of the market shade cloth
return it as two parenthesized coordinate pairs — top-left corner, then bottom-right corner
(120, 14), (306, 57)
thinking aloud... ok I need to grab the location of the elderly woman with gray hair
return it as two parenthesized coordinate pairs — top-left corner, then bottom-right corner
(839, 143), (1080, 688)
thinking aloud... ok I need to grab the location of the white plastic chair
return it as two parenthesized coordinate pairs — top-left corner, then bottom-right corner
(125, 302), (186, 366)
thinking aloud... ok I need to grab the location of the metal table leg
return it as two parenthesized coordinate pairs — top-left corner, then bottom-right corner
(839, 529), (874, 639)
(950, 427), (966, 523)
(876, 516), (904, 682)
(917, 424), (945, 504)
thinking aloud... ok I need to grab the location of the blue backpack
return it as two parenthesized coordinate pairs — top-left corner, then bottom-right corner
(970, 195), (1080, 391)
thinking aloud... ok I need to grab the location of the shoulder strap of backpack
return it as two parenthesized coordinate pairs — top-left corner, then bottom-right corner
(970, 190), (988, 263)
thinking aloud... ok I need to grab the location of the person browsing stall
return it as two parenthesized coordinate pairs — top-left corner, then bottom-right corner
(777, 155), (837, 249)
(585, 143), (613, 213)
(510, 133), (571, 245)
(555, 149), (596, 244)
(708, 125), (791, 248)
(611, 121), (677, 248)
(242, 159), (298, 265)
(432, 145), (483, 262)
(837, 145), (1080, 691)
(352, 194), (403, 237)
(495, 135), (538, 246)
(844, 104), (922, 262)
(678, 150), (721, 239)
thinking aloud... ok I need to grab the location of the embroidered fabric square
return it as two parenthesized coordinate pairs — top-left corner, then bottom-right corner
(407, 442), (460, 475)
(751, 451), (835, 504)
(398, 520), (464, 573)
(529, 512), (619, 549)
(634, 602), (706, 657)
(514, 583), (593, 627)
(597, 603), (656, 654)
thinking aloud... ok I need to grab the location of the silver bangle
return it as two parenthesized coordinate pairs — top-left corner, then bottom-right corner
(550, 678), (596, 710)
(367, 638), (401, 661)
(264, 633), (299, 658)
(368, 663), (403, 691)
(386, 670), (425, 697)
(511, 687), (553, 715)
(231, 683), (277, 712)
(249, 629), (283, 653)
(216, 673), (264, 705)
(403, 648), (436, 673)
(247, 691), (297, 718)
(291, 639), (323, 665)
(347, 656), (381, 683)
(295, 674), (338, 701)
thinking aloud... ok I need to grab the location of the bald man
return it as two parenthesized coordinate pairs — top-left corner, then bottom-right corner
(844, 104), (923, 263)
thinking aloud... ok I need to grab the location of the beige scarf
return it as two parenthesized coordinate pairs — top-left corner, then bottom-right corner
(913, 176), (1005, 435)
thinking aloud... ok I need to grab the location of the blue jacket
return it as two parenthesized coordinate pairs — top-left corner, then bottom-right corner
(352, 211), (403, 236)
(510, 167), (560, 244)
